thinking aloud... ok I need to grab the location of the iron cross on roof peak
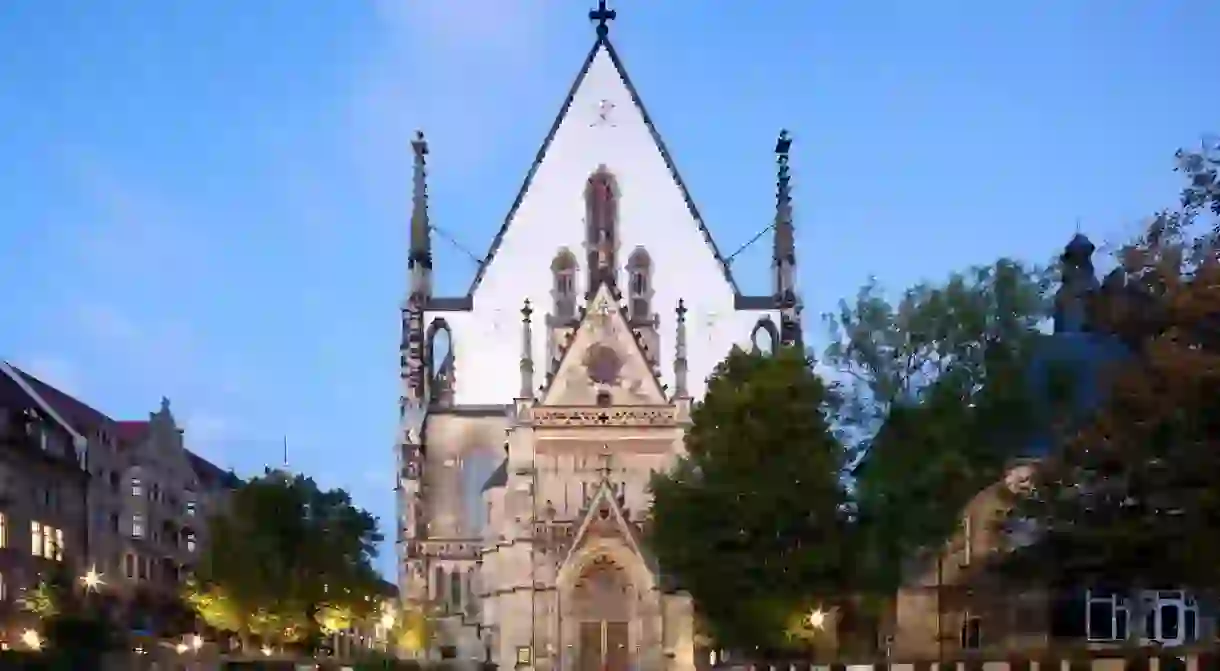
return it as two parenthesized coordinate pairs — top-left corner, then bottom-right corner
(589, 0), (616, 37)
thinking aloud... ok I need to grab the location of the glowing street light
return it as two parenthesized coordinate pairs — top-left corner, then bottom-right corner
(21, 630), (42, 651)
(807, 608), (826, 630)
(189, 634), (203, 651)
(261, 645), (273, 656)
(79, 566), (104, 592)
(175, 642), (189, 654)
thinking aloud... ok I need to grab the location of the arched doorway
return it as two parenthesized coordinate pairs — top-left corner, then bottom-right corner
(571, 555), (633, 671)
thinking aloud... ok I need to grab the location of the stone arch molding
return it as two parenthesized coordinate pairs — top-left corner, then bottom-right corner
(558, 538), (655, 595)
(556, 538), (663, 669)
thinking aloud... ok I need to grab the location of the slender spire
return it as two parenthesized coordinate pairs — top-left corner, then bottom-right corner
(520, 299), (534, 398)
(773, 130), (802, 348)
(589, 0), (616, 38)
(674, 299), (689, 398)
(409, 131), (432, 274)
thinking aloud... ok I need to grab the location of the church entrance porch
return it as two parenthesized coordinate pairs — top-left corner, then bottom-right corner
(563, 550), (644, 671)
(578, 621), (629, 671)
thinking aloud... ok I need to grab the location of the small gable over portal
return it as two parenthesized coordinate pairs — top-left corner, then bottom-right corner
(542, 282), (667, 407)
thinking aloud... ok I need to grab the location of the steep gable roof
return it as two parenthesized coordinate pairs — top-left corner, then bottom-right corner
(2, 362), (236, 486)
(7, 364), (107, 437)
(465, 32), (739, 298)
(540, 280), (667, 406)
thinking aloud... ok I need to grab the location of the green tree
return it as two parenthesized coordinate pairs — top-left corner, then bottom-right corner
(648, 346), (849, 654)
(1001, 141), (1220, 596)
(825, 259), (1054, 596)
(189, 469), (384, 652)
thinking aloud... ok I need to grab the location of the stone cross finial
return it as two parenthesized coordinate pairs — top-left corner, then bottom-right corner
(595, 444), (613, 480)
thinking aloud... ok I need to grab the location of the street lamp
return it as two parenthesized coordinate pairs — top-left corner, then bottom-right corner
(21, 630), (42, 651)
(807, 608), (826, 630)
(79, 566), (104, 592)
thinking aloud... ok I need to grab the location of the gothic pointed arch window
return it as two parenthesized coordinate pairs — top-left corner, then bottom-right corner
(751, 317), (780, 355)
(450, 570), (462, 609)
(434, 566), (446, 602)
(425, 319), (454, 403)
(626, 247), (652, 321)
(551, 248), (578, 320)
(585, 168), (619, 288)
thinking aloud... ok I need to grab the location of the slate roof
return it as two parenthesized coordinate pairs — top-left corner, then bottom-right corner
(464, 31), (741, 298)
(4, 364), (238, 488)
(480, 458), (508, 493)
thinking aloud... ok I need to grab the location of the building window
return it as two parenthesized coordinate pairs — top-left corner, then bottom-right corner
(0, 572), (6, 601)
(30, 522), (63, 561)
(626, 248), (652, 320)
(30, 521), (41, 557)
(551, 249), (579, 320)
(131, 475), (142, 498)
(185, 532), (196, 552)
(185, 500), (197, 517)
(960, 614), (981, 649)
(1086, 589), (1130, 642)
(0, 512), (7, 548)
(961, 514), (973, 566)
(125, 554), (135, 578)
(132, 514), (145, 539)
(110, 513), (119, 533)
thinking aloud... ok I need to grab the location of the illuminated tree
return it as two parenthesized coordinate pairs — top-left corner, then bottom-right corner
(192, 469), (384, 651)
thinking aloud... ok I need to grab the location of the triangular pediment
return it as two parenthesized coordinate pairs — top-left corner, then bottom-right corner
(541, 282), (667, 407)
(464, 33), (739, 299)
(559, 477), (648, 572)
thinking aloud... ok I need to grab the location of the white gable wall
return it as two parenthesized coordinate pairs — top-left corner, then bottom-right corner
(433, 46), (777, 407)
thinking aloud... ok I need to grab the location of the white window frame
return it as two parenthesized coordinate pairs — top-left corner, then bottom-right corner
(131, 513), (145, 539)
(1086, 589), (1130, 642)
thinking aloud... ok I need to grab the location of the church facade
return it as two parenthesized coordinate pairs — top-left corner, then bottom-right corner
(395, 6), (802, 670)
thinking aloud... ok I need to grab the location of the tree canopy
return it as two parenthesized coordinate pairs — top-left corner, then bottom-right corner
(1000, 140), (1220, 591)
(648, 346), (848, 652)
(187, 469), (385, 650)
(825, 259), (1055, 596)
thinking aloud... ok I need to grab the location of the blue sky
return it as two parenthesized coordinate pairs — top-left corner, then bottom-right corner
(0, 0), (1215, 577)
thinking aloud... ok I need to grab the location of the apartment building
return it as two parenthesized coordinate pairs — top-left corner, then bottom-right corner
(0, 364), (90, 643)
(0, 363), (237, 633)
